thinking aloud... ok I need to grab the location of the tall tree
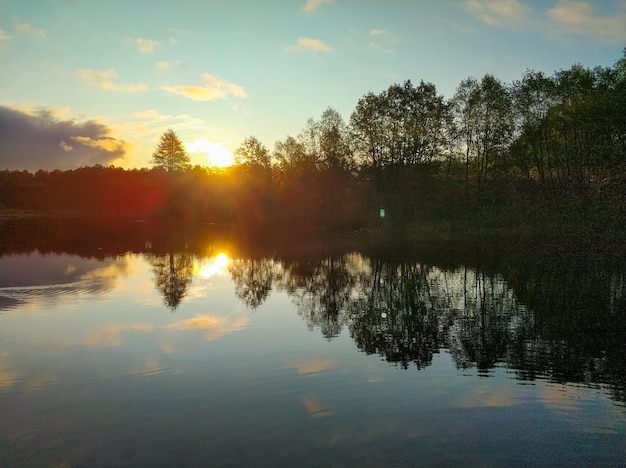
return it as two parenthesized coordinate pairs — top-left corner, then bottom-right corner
(510, 70), (556, 183)
(234, 136), (272, 170)
(273, 135), (316, 177)
(452, 75), (513, 189)
(317, 107), (353, 171)
(152, 129), (191, 172)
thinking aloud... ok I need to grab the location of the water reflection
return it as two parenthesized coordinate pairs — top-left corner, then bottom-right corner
(148, 252), (194, 310)
(229, 257), (275, 310)
(0, 254), (131, 310)
(1, 222), (625, 407)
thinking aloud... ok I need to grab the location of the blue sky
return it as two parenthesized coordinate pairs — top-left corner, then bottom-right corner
(1, 0), (624, 170)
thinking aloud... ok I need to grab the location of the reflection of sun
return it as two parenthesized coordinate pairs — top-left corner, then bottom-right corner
(196, 252), (229, 278)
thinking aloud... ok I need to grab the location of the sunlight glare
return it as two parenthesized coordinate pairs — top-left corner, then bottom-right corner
(196, 252), (229, 278)
(186, 139), (234, 167)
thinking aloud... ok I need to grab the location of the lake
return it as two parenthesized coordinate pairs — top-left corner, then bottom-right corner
(1, 219), (625, 466)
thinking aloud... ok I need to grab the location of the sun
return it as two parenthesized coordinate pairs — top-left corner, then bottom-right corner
(186, 138), (234, 168)
(207, 144), (234, 167)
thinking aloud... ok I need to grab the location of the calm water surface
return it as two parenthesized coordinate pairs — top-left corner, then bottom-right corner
(1, 222), (625, 466)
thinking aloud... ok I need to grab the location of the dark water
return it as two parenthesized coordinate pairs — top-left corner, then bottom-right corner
(1, 220), (625, 466)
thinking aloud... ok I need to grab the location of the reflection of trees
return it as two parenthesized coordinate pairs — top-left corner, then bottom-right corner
(277, 254), (357, 340)
(447, 269), (534, 372)
(228, 257), (275, 310)
(148, 252), (193, 310)
(348, 259), (443, 369)
(267, 251), (626, 404)
(502, 260), (626, 402)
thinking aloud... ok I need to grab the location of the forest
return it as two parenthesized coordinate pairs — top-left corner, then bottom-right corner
(1, 51), (625, 242)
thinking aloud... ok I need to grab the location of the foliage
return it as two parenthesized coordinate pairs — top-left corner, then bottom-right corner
(2, 50), (625, 237)
(234, 136), (272, 169)
(151, 129), (190, 172)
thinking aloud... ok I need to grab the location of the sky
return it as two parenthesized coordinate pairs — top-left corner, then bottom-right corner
(1, 0), (625, 171)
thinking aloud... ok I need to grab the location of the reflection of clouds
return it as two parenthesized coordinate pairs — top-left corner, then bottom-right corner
(301, 396), (333, 418)
(0, 351), (57, 392)
(455, 386), (519, 408)
(183, 285), (209, 301)
(286, 357), (333, 375)
(0, 350), (20, 390)
(27, 371), (57, 391)
(166, 314), (248, 341)
(83, 323), (154, 347)
(539, 383), (623, 434)
(160, 342), (176, 354)
(130, 359), (165, 377)
(540, 384), (580, 414)
(0, 254), (131, 310)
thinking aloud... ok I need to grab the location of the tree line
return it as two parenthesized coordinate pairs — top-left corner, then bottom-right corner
(1, 51), (624, 235)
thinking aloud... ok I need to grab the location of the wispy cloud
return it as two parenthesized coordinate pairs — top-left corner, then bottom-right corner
(0, 28), (11, 42)
(15, 22), (47, 39)
(154, 60), (182, 72)
(464, 0), (626, 43)
(303, 0), (334, 13)
(160, 73), (246, 101)
(287, 36), (334, 53)
(76, 68), (148, 92)
(546, 1), (626, 43)
(368, 28), (396, 55)
(122, 109), (210, 139)
(125, 36), (157, 53)
(155, 60), (171, 72)
(464, 0), (531, 27)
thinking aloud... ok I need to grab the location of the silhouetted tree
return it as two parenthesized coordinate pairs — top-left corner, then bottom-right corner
(234, 136), (272, 170)
(152, 129), (191, 172)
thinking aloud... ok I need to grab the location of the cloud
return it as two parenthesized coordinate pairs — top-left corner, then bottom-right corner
(0, 28), (11, 42)
(15, 22), (47, 39)
(0, 105), (131, 171)
(154, 59), (182, 72)
(76, 68), (148, 92)
(119, 109), (211, 144)
(303, 0), (334, 12)
(125, 36), (157, 53)
(160, 73), (246, 101)
(368, 28), (396, 55)
(464, 0), (531, 27)
(546, 1), (626, 43)
(287, 36), (334, 53)
(464, 0), (626, 43)
(155, 60), (171, 71)
(166, 314), (249, 341)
